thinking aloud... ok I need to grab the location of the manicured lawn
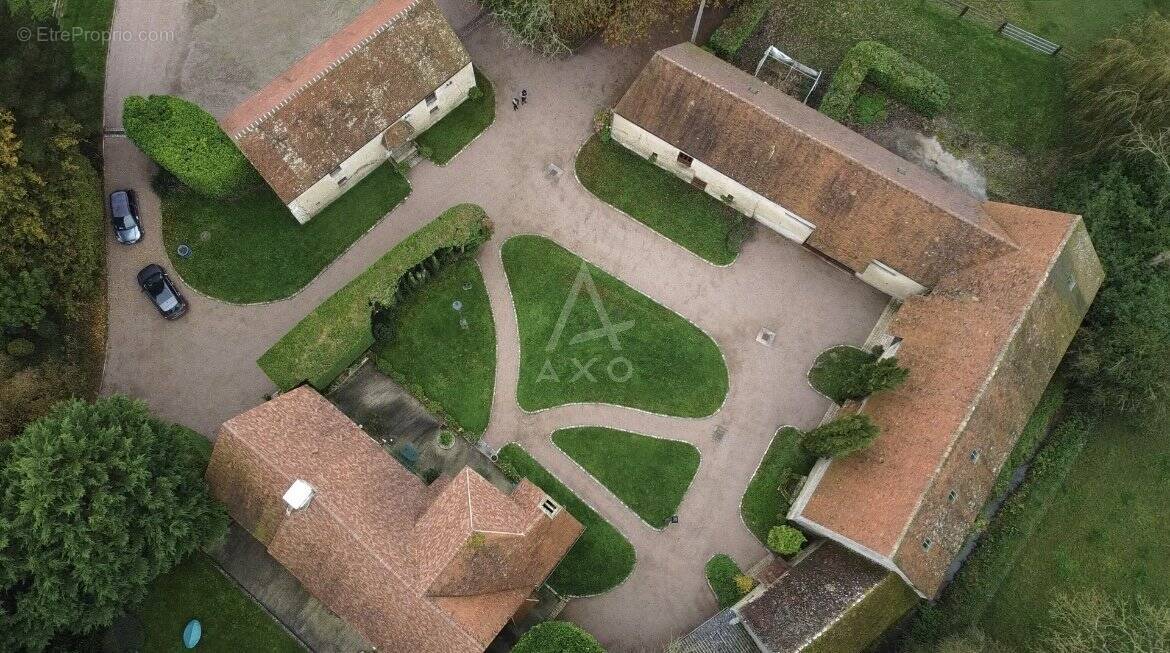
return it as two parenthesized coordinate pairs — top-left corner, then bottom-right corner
(576, 134), (746, 265)
(755, 0), (1068, 155)
(808, 345), (876, 404)
(551, 427), (699, 528)
(416, 69), (495, 165)
(161, 163), (410, 303)
(740, 427), (817, 543)
(258, 204), (491, 390)
(705, 554), (751, 609)
(60, 0), (115, 82)
(497, 444), (635, 596)
(136, 553), (302, 653)
(964, 0), (1170, 51)
(374, 257), (495, 434)
(979, 414), (1170, 648)
(502, 235), (728, 417)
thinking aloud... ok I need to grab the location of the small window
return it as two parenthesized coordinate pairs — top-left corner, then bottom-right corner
(539, 496), (560, 518)
(336, 176), (350, 186)
(922, 538), (933, 551)
(676, 151), (694, 167)
(425, 91), (438, 106)
(429, 105), (440, 115)
(970, 449), (981, 463)
(947, 489), (958, 503)
(691, 177), (708, 191)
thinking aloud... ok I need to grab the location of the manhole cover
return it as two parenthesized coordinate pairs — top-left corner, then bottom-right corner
(199, 230), (211, 241)
(713, 425), (727, 441)
(462, 281), (473, 291)
(177, 244), (193, 258)
(451, 300), (464, 311)
(756, 328), (777, 347)
(544, 163), (563, 180)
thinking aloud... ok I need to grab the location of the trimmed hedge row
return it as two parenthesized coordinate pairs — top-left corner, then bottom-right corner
(705, 554), (752, 609)
(907, 412), (1092, 646)
(123, 95), (259, 199)
(257, 204), (493, 391)
(708, 0), (772, 60)
(820, 41), (950, 122)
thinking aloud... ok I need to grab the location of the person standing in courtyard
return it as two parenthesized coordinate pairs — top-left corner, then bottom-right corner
(512, 97), (519, 111)
(522, 89), (528, 105)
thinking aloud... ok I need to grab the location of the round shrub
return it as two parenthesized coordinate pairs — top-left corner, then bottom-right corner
(123, 95), (259, 199)
(6, 338), (35, 358)
(801, 414), (881, 458)
(767, 524), (807, 556)
(512, 621), (605, 653)
(438, 430), (455, 448)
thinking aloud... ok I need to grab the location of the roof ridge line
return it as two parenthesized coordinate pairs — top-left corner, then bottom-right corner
(231, 0), (422, 138)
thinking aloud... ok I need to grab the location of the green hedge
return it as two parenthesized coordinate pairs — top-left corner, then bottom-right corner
(708, 0), (772, 60)
(257, 205), (492, 390)
(123, 95), (259, 199)
(512, 621), (605, 653)
(907, 412), (1092, 646)
(705, 554), (750, 609)
(820, 41), (950, 122)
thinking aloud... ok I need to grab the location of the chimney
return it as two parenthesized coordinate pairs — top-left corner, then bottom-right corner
(283, 479), (315, 512)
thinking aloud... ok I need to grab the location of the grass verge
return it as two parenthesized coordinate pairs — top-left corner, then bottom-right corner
(808, 345), (876, 404)
(258, 204), (491, 390)
(136, 553), (302, 652)
(60, 0), (115, 82)
(417, 69), (495, 165)
(502, 234), (728, 417)
(161, 163), (410, 303)
(705, 554), (751, 609)
(374, 258), (495, 434)
(497, 443), (635, 596)
(740, 426), (817, 543)
(551, 427), (699, 528)
(576, 134), (747, 265)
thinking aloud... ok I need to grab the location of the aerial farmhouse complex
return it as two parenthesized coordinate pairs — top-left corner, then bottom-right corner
(221, 0), (475, 222)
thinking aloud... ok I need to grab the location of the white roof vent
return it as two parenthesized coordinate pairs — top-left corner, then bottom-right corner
(283, 479), (315, 511)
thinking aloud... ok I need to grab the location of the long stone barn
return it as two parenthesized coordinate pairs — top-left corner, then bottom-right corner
(613, 43), (1103, 649)
(220, 0), (475, 223)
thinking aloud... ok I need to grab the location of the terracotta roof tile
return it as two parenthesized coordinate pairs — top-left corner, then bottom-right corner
(222, 0), (470, 202)
(206, 387), (582, 652)
(614, 44), (1015, 286)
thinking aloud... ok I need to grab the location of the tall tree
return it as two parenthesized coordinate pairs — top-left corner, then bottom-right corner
(1068, 13), (1170, 170)
(1041, 590), (1170, 653)
(0, 397), (228, 651)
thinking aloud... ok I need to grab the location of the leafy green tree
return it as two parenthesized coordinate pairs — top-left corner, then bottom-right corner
(123, 95), (259, 198)
(513, 621), (606, 653)
(1058, 162), (1170, 415)
(801, 414), (881, 458)
(0, 396), (228, 651)
(860, 355), (910, 396)
(1068, 13), (1170, 168)
(767, 524), (807, 556)
(5, 0), (53, 19)
(0, 267), (50, 329)
(484, 0), (711, 55)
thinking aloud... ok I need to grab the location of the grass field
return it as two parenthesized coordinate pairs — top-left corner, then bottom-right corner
(964, 0), (1170, 51)
(375, 258), (495, 434)
(417, 69), (495, 165)
(740, 427), (817, 544)
(575, 134), (747, 265)
(979, 414), (1170, 647)
(501, 235), (728, 417)
(552, 427), (700, 527)
(136, 554), (302, 653)
(755, 0), (1068, 156)
(258, 204), (490, 390)
(496, 444), (635, 596)
(162, 164), (410, 303)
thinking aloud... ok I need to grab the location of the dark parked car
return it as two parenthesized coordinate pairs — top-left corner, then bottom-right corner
(137, 264), (188, 319)
(109, 189), (142, 244)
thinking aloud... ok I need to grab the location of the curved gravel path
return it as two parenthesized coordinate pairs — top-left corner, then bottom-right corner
(100, 2), (888, 649)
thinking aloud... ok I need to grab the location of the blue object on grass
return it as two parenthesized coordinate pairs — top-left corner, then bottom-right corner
(183, 619), (202, 649)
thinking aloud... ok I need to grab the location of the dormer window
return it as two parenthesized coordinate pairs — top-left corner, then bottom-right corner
(676, 151), (694, 167)
(922, 538), (933, 551)
(539, 496), (560, 518)
(425, 91), (438, 106)
(970, 449), (981, 463)
(947, 489), (958, 503)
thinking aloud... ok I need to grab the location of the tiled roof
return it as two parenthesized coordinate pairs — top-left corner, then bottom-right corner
(613, 44), (1016, 287)
(221, 0), (470, 202)
(206, 387), (583, 653)
(795, 204), (1103, 596)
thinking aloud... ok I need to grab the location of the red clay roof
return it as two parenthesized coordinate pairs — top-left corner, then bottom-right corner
(205, 387), (582, 653)
(222, 0), (470, 202)
(614, 44), (1016, 287)
(795, 203), (1103, 595)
